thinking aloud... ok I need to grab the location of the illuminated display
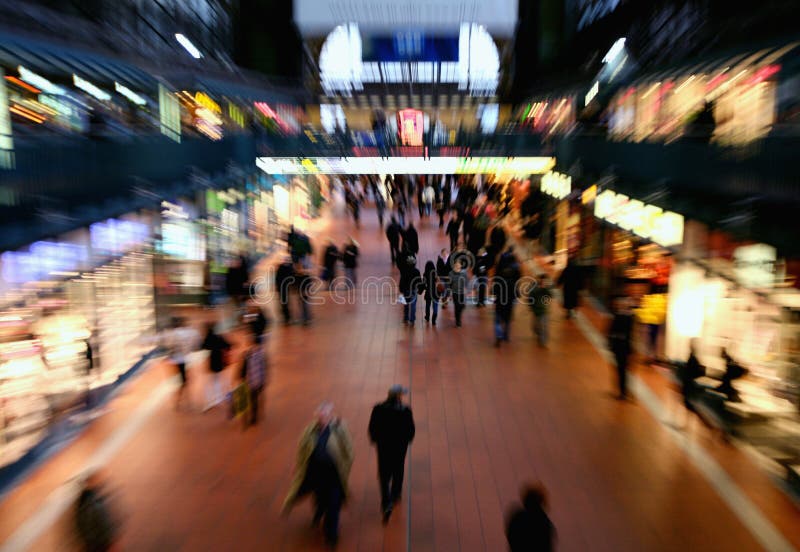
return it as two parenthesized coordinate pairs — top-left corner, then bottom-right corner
(73, 75), (111, 101)
(2, 242), (88, 283)
(18, 66), (64, 95)
(195, 92), (221, 113)
(115, 82), (146, 106)
(90, 219), (149, 254)
(541, 171), (572, 200)
(594, 189), (684, 247)
(0, 69), (14, 169)
(158, 84), (181, 143)
(256, 156), (555, 175)
(397, 109), (424, 146)
(160, 222), (205, 261)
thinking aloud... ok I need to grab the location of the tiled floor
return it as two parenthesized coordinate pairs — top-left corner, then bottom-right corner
(1, 206), (799, 552)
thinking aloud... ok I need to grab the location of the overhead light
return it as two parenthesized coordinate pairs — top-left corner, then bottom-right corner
(73, 75), (111, 101)
(115, 82), (146, 105)
(602, 38), (626, 64)
(18, 66), (64, 95)
(175, 33), (203, 59)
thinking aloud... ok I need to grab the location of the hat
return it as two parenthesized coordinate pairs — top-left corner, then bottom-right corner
(388, 384), (408, 396)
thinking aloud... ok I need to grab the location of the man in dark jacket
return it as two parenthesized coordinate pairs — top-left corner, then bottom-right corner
(386, 217), (402, 264)
(322, 240), (339, 289)
(368, 384), (415, 523)
(342, 238), (359, 288)
(494, 249), (521, 346)
(275, 258), (295, 325)
(608, 296), (635, 400)
(402, 223), (419, 256)
(446, 217), (461, 251)
(558, 257), (582, 319)
(505, 483), (555, 551)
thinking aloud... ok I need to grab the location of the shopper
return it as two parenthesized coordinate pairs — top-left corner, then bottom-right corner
(529, 274), (553, 347)
(386, 217), (402, 265)
(557, 257), (582, 319)
(449, 259), (468, 327)
(608, 296), (635, 400)
(295, 263), (313, 326)
(368, 385), (416, 523)
(74, 471), (120, 552)
(436, 249), (450, 309)
(398, 254), (423, 326)
(677, 341), (705, 413)
(275, 257), (295, 325)
(201, 322), (231, 412)
(244, 301), (270, 346)
(505, 483), (555, 552)
(493, 249), (521, 346)
(162, 317), (200, 411)
(474, 248), (490, 308)
(423, 260), (440, 325)
(322, 240), (340, 289)
(342, 237), (359, 288)
(402, 222), (419, 256)
(422, 181), (435, 217)
(446, 217), (461, 251)
(283, 403), (354, 548)
(240, 329), (268, 427)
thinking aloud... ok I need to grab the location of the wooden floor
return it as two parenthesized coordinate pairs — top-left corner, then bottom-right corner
(1, 206), (799, 552)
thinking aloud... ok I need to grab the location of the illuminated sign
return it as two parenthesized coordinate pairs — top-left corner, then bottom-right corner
(256, 156), (555, 175)
(18, 66), (64, 95)
(0, 69), (14, 169)
(90, 219), (149, 254)
(73, 75), (111, 101)
(2, 241), (88, 283)
(158, 84), (181, 143)
(581, 185), (597, 204)
(594, 189), (684, 247)
(115, 82), (146, 106)
(397, 109), (424, 146)
(602, 37), (626, 64)
(160, 222), (205, 260)
(195, 92), (221, 113)
(585, 81), (599, 106)
(541, 171), (572, 200)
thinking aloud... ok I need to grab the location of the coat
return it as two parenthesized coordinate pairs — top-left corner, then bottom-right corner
(282, 420), (354, 512)
(368, 399), (415, 454)
(558, 262), (582, 310)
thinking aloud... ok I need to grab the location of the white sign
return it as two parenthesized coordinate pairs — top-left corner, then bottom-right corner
(18, 66), (65, 95)
(585, 81), (599, 106)
(594, 189), (684, 247)
(73, 75), (111, 101)
(115, 82), (146, 106)
(256, 156), (555, 175)
(541, 171), (572, 200)
(733, 243), (777, 288)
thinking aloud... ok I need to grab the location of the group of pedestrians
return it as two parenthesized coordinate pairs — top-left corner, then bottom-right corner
(282, 385), (415, 547)
(321, 237), (361, 288)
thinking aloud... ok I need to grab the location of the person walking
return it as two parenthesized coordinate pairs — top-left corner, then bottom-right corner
(201, 322), (231, 412)
(422, 181), (435, 217)
(322, 240), (339, 289)
(398, 254), (423, 326)
(162, 317), (200, 411)
(402, 222), (419, 256)
(375, 184), (386, 228)
(74, 471), (120, 552)
(529, 274), (553, 347)
(423, 260), (441, 325)
(493, 249), (521, 346)
(342, 237), (359, 288)
(283, 403), (354, 548)
(244, 301), (270, 346)
(240, 329), (268, 427)
(474, 248), (490, 308)
(449, 259), (468, 327)
(296, 263), (313, 326)
(436, 249), (450, 309)
(557, 257), (582, 319)
(505, 483), (555, 552)
(608, 296), (635, 400)
(446, 217), (460, 251)
(368, 385), (415, 523)
(275, 257), (295, 325)
(386, 217), (402, 265)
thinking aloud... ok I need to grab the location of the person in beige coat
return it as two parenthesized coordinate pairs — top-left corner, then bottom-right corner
(283, 403), (353, 547)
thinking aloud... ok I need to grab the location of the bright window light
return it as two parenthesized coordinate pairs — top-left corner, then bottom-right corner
(175, 33), (203, 59)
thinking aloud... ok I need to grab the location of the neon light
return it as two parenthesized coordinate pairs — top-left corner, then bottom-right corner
(745, 64), (781, 86)
(115, 82), (146, 105)
(18, 66), (64, 95)
(73, 75), (111, 101)
(9, 105), (45, 123)
(602, 38), (626, 64)
(195, 92), (221, 113)
(175, 33), (203, 59)
(5, 76), (40, 94)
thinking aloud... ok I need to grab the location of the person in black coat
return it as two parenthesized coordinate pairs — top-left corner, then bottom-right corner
(402, 223), (419, 256)
(322, 241), (339, 289)
(386, 217), (402, 264)
(474, 248), (490, 307)
(557, 257), (582, 318)
(275, 258), (295, 325)
(423, 260), (441, 325)
(368, 385), (415, 522)
(398, 254), (423, 325)
(342, 238), (359, 288)
(608, 297), (635, 400)
(446, 217), (461, 251)
(493, 249), (521, 346)
(678, 340), (706, 412)
(505, 483), (555, 552)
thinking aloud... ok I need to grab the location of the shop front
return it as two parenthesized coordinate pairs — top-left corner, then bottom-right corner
(0, 217), (155, 475)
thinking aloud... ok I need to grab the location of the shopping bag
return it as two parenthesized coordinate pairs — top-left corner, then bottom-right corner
(231, 383), (251, 418)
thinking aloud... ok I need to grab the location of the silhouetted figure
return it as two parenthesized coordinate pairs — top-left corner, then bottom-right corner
(74, 472), (119, 552)
(505, 483), (555, 552)
(322, 241), (339, 288)
(402, 223), (419, 255)
(450, 259), (468, 327)
(368, 385), (415, 523)
(386, 217), (402, 264)
(608, 297), (635, 400)
(678, 341), (706, 411)
(715, 348), (748, 402)
(558, 258), (582, 318)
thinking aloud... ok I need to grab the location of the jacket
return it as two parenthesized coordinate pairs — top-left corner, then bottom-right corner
(368, 399), (415, 453)
(402, 227), (419, 254)
(283, 420), (354, 511)
(399, 267), (423, 297)
(386, 223), (401, 245)
(450, 269), (467, 297)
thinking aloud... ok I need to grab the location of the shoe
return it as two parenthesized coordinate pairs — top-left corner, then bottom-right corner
(424, 317), (429, 322)
(432, 319), (437, 326)
(382, 505), (393, 524)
